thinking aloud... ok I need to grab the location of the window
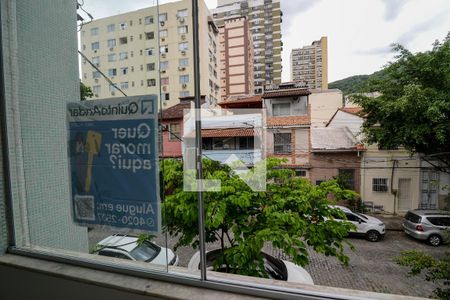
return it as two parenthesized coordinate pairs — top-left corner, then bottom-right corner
(119, 22), (127, 30)
(109, 83), (117, 92)
(107, 39), (116, 48)
(120, 67), (128, 75)
(119, 37), (128, 45)
(159, 13), (167, 22)
(178, 26), (188, 34)
(160, 45), (168, 54)
(338, 169), (355, 190)
(107, 24), (115, 32)
(316, 180), (324, 185)
(274, 133), (291, 154)
(146, 63), (155, 71)
(427, 217), (450, 226)
(92, 71), (100, 78)
(90, 27), (99, 36)
(108, 68), (117, 77)
(372, 178), (388, 192)
(169, 123), (180, 141)
(161, 93), (170, 101)
(119, 52), (128, 60)
(91, 42), (99, 50)
(180, 91), (189, 97)
(92, 85), (100, 95)
(179, 75), (189, 84)
(345, 213), (360, 222)
(92, 56), (100, 65)
(145, 32), (154, 40)
(144, 16), (154, 24)
(147, 79), (156, 87)
(177, 9), (188, 17)
(295, 170), (306, 177)
(145, 48), (154, 56)
(108, 54), (116, 62)
(272, 103), (290, 116)
(179, 42), (188, 51)
(179, 58), (189, 67)
(160, 61), (169, 70)
(159, 29), (168, 38)
(120, 82), (129, 89)
(160, 77), (169, 85)
(239, 137), (254, 150)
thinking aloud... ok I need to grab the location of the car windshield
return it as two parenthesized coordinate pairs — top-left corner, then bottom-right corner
(129, 241), (161, 262)
(354, 212), (368, 220)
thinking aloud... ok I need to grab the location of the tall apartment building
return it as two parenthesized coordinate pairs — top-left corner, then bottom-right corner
(218, 17), (254, 101)
(212, 0), (283, 94)
(80, 0), (220, 108)
(291, 36), (328, 89)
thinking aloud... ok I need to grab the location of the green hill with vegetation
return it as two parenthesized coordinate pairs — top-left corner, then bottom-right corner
(329, 70), (386, 95)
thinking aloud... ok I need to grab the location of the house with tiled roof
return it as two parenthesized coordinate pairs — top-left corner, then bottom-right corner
(262, 82), (312, 177)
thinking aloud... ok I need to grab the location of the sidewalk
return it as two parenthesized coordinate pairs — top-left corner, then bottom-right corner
(368, 213), (404, 231)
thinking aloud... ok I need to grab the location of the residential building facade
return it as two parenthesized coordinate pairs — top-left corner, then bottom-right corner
(80, 0), (220, 108)
(212, 0), (283, 94)
(218, 16), (254, 101)
(309, 89), (343, 127)
(291, 36), (328, 89)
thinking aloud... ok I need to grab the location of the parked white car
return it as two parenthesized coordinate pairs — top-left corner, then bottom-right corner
(95, 234), (179, 266)
(188, 249), (314, 285)
(332, 205), (385, 242)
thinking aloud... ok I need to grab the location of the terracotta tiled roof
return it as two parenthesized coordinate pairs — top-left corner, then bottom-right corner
(220, 95), (262, 104)
(267, 116), (310, 127)
(262, 88), (310, 98)
(339, 107), (363, 115)
(201, 128), (254, 138)
(161, 102), (191, 120)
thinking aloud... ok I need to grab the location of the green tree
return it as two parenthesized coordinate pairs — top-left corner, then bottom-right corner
(351, 33), (450, 172)
(162, 157), (357, 278)
(80, 81), (93, 100)
(395, 250), (450, 299)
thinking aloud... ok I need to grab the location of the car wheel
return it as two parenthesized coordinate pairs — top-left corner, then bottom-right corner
(366, 230), (381, 242)
(428, 235), (442, 246)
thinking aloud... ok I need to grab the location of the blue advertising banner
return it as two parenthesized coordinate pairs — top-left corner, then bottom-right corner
(67, 96), (160, 232)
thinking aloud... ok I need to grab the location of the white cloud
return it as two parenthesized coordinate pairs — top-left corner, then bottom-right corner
(381, 0), (408, 21)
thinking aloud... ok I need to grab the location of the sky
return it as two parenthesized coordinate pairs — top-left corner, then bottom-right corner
(81, 0), (450, 82)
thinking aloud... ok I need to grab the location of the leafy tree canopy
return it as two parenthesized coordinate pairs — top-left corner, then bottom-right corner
(162, 158), (357, 278)
(351, 33), (450, 171)
(80, 81), (93, 101)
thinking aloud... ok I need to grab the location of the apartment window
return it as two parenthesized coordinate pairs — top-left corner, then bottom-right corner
(92, 85), (100, 95)
(169, 123), (180, 141)
(180, 91), (189, 97)
(145, 32), (154, 40)
(92, 56), (100, 66)
(91, 42), (99, 50)
(179, 58), (188, 67)
(160, 45), (169, 54)
(295, 170), (307, 177)
(120, 82), (129, 89)
(239, 137), (254, 150)
(146, 63), (155, 71)
(372, 178), (388, 192)
(274, 133), (291, 154)
(147, 79), (156, 87)
(144, 16), (154, 24)
(119, 37), (128, 45)
(272, 103), (290, 116)
(160, 61), (169, 70)
(161, 93), (170, 101)
(145, 48), (154, 56)
(160, 77), (169, 85)
(119, 22), (127, 30)
(90, 27), (99, 36)
(338, 169), (355, 190)
(107, 39), (116, 48)
(178, 26), (188, 34)
(177, 9), (188, 17)
(179, 75), (189, 84)
(159, 13), (167, 22)
(159, 29), (168, 38)
(108, 68), (117, 77)
(179, 42), (188, 51)
(107, 24), (115, 32)
(92, 71), (100, 79)
(120, 67), (128, 75)
(108, 54), (116, 62)
(119, 52), (128, 60)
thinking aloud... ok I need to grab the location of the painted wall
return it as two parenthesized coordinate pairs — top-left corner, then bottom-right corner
(310, 89), (343, 128)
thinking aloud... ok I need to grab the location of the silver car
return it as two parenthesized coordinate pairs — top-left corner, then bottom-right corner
(402, 210), (450, 246)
